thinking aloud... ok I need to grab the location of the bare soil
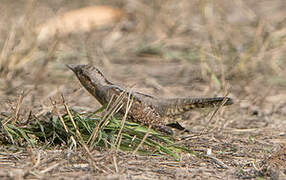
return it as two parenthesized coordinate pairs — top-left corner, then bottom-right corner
(0, 0), (285, 179)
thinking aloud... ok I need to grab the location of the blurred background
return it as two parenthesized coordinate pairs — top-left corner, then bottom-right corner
(0, 1), (286, 178)
(0, 0), (285, 130)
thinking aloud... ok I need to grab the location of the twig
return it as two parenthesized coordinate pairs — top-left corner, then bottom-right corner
(88, 91), (126, 146)
(50, 98), (69, 133)
(62, 94), (83, 141)
(206, 155), (229, 169)
(200, 93), (230, 134)
(87, 94), (116, 145)
(133, 125), (152, 155)
(116, 88), (134, 150)
(3, 90), (25, 125)
(113, 155), (119, 173)
(61, 94), (110, 173)
(13, 90), (25, 123)
(40, 161), (64, 174)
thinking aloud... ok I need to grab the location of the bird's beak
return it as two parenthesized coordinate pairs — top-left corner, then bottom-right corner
(66, 64), (77, 72)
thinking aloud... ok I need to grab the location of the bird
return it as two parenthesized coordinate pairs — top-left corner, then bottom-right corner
(67, 64), (233, 135)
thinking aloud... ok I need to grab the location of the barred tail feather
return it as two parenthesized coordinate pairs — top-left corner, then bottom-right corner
(159, 97), (233, 116)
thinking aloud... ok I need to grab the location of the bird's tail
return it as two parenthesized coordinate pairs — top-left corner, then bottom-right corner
(158, 97), (233, 117)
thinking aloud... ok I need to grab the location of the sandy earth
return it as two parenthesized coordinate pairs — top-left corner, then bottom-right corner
(0, 0), (286, 179)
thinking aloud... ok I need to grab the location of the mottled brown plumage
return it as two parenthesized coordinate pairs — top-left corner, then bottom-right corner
(67, 64), (233, 135)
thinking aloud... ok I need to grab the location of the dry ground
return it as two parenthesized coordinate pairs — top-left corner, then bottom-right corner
(0, 0), (286, 179)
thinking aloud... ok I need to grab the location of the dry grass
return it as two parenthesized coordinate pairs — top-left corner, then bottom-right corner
(0, 0), (285, 179)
